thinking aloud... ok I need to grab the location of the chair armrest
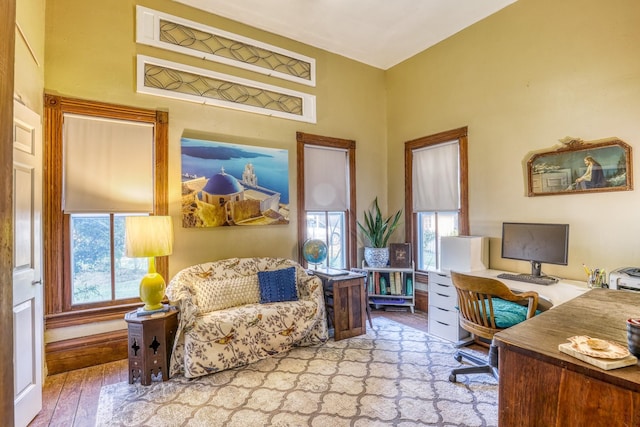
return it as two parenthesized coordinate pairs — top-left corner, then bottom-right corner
(516, 291), (539, 319)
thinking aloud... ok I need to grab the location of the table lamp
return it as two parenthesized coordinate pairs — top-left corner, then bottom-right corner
(125, 215), (173, 313)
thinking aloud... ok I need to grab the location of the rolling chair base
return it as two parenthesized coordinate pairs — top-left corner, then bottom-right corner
(449, 345), (499, 383)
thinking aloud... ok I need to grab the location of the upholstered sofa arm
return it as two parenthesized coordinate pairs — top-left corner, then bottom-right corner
(165, 266), (202, 332)
(297, 273), (323, 302)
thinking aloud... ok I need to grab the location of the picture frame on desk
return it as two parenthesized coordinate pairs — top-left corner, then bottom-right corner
(389, 243), (412, 268)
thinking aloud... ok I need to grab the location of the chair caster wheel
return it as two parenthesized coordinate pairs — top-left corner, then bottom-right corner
(449, 374), (457, 383)
(454, 354), (462, 362)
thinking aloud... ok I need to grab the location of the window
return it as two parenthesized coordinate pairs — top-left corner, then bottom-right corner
(405, 127), (469, 276)
(69, 213), (147, 304)
(44, 95), (168, 327)
(297, 132), (357, 269)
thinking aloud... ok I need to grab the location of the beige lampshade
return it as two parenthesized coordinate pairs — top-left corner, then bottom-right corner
(125, 216), (174, 258)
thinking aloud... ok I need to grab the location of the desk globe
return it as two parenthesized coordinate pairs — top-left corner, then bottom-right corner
(302, 239), (327, 269)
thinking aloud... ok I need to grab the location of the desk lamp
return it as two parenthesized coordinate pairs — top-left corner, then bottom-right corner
(125, 215), (173, 313)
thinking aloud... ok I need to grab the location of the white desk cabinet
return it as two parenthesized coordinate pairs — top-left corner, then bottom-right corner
(427, 271), (470, 343)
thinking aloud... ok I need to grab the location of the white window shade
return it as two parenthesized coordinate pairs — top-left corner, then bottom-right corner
(63, 114), (155, 213)
(412, 141), (459, 211)
(304, 145), (348, 211)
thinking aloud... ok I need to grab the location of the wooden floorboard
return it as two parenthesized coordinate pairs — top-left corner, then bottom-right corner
(49, 369), (85, 427)
(29, 311), (428, 426)
(72, 364), (105, 427)
(28, 372), (66, 427)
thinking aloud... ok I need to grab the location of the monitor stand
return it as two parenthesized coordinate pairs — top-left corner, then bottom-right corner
(531, 261), (542, 277)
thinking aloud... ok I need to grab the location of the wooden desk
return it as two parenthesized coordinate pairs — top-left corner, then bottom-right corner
(494, 289), (640, 426)
(313, 271), (366, 341)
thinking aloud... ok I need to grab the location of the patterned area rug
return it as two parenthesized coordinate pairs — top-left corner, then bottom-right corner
(96, 317), (497, 426)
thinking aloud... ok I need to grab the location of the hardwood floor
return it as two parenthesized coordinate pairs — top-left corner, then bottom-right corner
(29, 359), (128, 427)
(29, 310), (428, 427)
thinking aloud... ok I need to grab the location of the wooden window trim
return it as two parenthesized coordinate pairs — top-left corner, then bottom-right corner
(43, 94), (168, 328)
(404, 126), (469, 281)
(296, 131), (357, 269)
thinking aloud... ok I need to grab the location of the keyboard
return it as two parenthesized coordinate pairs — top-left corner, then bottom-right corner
(497, 273), (558, 286)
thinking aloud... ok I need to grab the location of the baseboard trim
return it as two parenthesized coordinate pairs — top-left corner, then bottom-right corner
(45, 330), (128, 375)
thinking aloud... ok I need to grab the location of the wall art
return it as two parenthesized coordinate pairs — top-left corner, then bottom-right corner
(181, 137), (289, 227)
(136, 6), (316, 87)
(137, 55), (316, 123)
(527, 137), (632, 196)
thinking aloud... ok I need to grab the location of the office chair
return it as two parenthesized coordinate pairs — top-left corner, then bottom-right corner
(448, 271), (539, 383)
(350, 268), (373, 328)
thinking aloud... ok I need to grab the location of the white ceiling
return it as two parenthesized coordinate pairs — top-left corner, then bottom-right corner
(176, 0), (517, 70)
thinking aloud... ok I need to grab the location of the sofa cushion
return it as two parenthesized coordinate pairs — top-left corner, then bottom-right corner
(258, 267), (298, 303)
(193, 275), (260, 313)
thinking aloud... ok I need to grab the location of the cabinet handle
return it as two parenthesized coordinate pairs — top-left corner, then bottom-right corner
(32, 279), (42, 286)
(436, 320), (450, 326)
(436, 293), (449, 298)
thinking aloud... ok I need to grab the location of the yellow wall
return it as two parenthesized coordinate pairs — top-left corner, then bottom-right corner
(386, 0), (640, 281)
(44, 0), (640, 343)
(45, 0), (387, 272)
(44, 0), (387, 341)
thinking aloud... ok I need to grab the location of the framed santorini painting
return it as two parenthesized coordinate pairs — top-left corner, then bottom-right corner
(181, 136), (289, 227)
(527, 137), (632, 197)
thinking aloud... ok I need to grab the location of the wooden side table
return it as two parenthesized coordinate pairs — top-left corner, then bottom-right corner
(124, 307), (179, 385)
(313, 271), (367, 341)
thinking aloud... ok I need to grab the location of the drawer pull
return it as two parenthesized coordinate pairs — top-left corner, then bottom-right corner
(436, 320), (450, 326)
(437, 307), (448, 312)
(436, 283), (449, 288)
(436, 293), (450, 298)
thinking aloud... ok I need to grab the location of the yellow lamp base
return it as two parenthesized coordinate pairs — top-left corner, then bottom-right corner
(139, 272), (166, 312)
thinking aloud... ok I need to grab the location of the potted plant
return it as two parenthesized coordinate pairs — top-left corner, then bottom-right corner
(357, 197), (402, 267)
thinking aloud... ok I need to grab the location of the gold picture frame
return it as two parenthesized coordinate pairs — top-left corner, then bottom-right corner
(527, 137), (632, 196)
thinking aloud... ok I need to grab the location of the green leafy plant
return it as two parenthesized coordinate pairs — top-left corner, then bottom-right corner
(357, 197), (402, 248)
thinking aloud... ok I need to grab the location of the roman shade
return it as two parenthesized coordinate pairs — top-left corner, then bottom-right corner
(304, 145), (348, 211)
(412, 140), (459, 211)
(62, 114), (155, 213)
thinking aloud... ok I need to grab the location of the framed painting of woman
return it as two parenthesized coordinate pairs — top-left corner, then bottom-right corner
(527, 137), (632, 196)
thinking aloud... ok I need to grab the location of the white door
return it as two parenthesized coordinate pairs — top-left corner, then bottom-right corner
(13, 100), (43, 427)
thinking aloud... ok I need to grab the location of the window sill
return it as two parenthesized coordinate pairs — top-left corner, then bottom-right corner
(45, 303), (143, 329)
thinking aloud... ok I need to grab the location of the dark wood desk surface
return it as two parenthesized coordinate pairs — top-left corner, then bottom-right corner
(495, 289), (640, 426)
(495, 288), (640, 390)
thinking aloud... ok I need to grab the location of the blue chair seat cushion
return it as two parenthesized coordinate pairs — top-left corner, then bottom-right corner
(257, 267), (298, 303)
(485, 298), (540, 328)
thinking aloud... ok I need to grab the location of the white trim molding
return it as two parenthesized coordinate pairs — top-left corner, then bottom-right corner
(137, 55), (316, 123)
(136, 6), (316, 87)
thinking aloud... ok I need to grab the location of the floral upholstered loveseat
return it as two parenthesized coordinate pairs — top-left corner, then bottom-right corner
(166, 257), (328, 378)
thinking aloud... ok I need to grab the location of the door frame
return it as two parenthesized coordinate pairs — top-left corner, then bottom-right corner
(1, 0), (17, 422)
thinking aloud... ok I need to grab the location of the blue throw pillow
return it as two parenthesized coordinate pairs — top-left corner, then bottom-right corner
(257, 267), (298, 303)
(484, 298), (541, 328)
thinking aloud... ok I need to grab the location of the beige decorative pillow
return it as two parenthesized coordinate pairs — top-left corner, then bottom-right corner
(193, 275), (260, 313)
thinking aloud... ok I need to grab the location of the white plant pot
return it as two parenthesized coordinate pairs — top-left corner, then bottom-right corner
(364, 247), (389, 268)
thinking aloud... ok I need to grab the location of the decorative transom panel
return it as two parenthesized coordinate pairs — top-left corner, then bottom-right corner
(137, 6), (316, 87)
(137, 55), (316, 123)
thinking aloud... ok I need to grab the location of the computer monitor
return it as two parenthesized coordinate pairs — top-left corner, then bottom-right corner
(501, 222), (569, 277)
